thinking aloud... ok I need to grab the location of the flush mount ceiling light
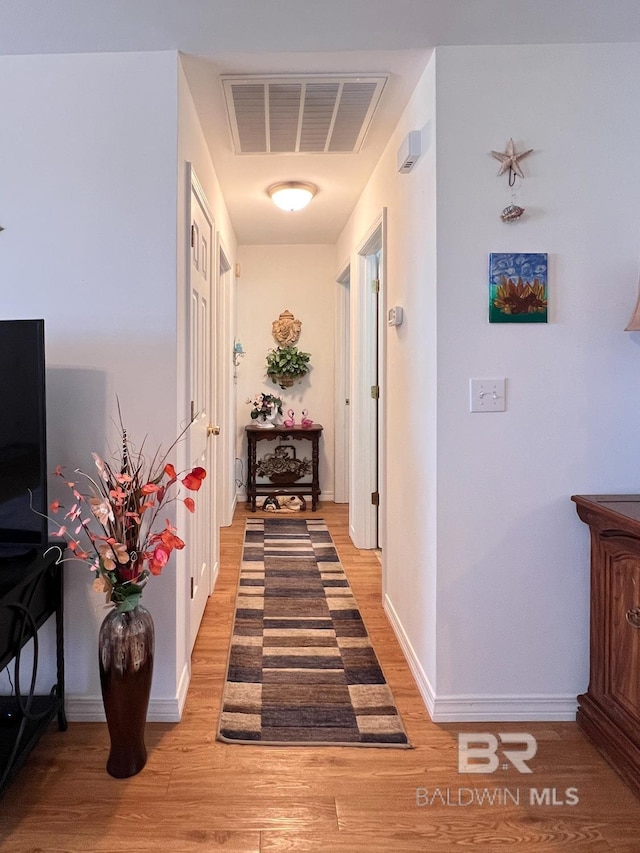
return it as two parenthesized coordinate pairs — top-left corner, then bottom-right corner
(267, 182), (317, 212)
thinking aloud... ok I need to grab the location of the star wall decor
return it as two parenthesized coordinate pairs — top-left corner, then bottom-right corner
(490, 138), (533, 179)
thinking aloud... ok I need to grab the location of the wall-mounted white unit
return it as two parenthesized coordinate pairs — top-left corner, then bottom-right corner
(397, 130), (422, 173)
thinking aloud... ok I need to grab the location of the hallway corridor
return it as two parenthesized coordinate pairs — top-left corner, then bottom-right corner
(1, 503), (639, 851)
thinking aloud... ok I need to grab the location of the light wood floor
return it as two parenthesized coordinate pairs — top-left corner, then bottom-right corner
(1, 502), (640, 851)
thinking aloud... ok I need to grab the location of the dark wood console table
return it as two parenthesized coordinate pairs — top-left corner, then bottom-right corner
(246, 424), (323, 512)
(572, 494), (640, 799)
(0, 545), (66, 797)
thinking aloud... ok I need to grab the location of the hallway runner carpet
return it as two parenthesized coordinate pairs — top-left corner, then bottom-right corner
(217, 517), (410, 747)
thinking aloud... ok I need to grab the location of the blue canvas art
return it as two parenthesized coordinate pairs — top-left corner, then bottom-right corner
(489, 253), (548, 323)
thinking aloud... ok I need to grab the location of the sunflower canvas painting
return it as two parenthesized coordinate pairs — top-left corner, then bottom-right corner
(489, 253), (548, 323)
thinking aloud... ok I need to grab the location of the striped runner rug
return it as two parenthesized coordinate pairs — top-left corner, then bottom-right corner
(217, 517), (411, 747)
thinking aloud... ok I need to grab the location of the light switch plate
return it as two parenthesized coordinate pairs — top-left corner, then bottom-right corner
(469, 378), (506, 412)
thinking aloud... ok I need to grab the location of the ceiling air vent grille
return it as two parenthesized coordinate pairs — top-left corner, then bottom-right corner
(222, 74), (387, 154)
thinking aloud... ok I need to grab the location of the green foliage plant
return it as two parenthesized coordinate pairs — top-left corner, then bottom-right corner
(266, 345), (311, 389)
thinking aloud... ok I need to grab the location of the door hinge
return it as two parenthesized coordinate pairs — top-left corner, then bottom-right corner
(371, 491), (380, 506)
(190, 224), (196, 248)
(190, 576), (194, 600)
(370, 385), (379, 400)
(372, 278), (380, 293)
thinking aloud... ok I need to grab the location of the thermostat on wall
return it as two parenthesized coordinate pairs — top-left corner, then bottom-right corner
(388, 306), (403, 326)
(397, 130), (422, 173)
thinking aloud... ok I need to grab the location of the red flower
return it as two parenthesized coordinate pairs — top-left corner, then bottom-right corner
(184, 497), (196, 513)
(182, 466), (207, 491)
(164, 463), (177, 482)
(149, 545), (170, 576)
(160, 528), (185, 551)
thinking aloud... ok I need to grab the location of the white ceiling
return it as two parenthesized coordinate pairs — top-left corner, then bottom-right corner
(181, 50), (429, 243)
(2, 0), (639, 245)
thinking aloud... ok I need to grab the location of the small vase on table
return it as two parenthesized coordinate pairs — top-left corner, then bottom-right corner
(254, 411), (277, 429)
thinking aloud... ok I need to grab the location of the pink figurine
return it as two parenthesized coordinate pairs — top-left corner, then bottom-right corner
(284, 409), (296, 427)
(301, 409), (313, 428)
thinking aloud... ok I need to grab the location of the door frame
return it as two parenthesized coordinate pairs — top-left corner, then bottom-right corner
(334, 259), (350, 504)
(186, 164), (216, 649)
(216, 234), (235, 530)
(349, 208), (387, 551)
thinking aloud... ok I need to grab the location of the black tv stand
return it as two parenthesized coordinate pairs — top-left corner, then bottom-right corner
(0, 544), (66, 797)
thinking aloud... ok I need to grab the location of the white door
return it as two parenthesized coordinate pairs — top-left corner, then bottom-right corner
(188, 174), (217, 652)
(335, 265), (351, 503)
(350, 212), (385, 550)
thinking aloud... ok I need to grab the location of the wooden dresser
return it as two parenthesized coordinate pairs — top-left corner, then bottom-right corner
(572, 494), (640, 798)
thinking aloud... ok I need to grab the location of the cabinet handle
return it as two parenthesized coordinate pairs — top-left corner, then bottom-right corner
(626, 608), (640, 629)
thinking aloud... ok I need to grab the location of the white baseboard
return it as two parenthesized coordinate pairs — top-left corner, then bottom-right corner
(209, 559), (219, 595)
(65, 696), (107, 722)
(383, 593), (578, 723)
(66, 694), (183, 723)
(174, 659), (190, 720)
(383, 592), (436, 718)
(66, 660), (191, 723)
(429, 694), (578, 722)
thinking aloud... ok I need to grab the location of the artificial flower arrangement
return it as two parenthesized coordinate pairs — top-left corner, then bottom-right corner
(247, 392), (283, 422)
(49, 414), (206, 612)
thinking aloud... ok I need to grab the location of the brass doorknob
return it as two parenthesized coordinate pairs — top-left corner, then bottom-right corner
(207, 424), (220, 436)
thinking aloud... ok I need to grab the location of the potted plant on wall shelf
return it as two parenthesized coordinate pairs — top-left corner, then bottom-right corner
(266, 345), (311, 389)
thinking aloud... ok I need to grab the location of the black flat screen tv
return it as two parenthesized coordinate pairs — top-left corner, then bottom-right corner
(0, 319), (48, 557)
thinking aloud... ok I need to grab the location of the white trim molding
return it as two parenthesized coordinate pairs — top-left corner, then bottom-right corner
(429, 694), (578, 723)
(65, 694), (185, 724)
(384, 593), (578, 723)
(384, 592), (436, 718)
(349, 209), (386, 550)
(334, 260), (350, 504)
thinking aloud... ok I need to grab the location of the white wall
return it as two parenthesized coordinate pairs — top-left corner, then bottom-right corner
(434, 43), (640, 715)
(337, 56), (439, 701)
(0, 50), (183, 718)
(235, 245), (336, 502)
(339, 43), (640, 720)
(177, 60), (237, 707)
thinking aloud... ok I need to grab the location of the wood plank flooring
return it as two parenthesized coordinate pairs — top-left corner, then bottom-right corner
(1, 502), (639, 851)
